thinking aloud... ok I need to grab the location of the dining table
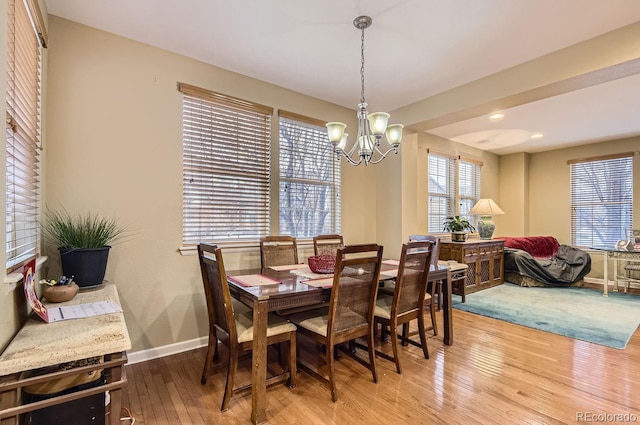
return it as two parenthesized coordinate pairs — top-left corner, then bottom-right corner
(226, 261), (454, 425)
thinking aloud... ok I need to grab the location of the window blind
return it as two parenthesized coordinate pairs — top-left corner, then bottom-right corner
(570, 154), (633, 248)
(458, 159), (481, 225)
(5, 0), (43, 272)
(179, 83), (273, 244)
(428, 153), (456, 232)
(278, 112), (341, 238)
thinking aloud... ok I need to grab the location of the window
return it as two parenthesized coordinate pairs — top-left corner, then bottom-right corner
(427, 151), (481, 233)
(458, 159), (481, 223)
(179, 83), (273, 244)
(5, 0), (46, 271)
(570, 153), (633, 248)
(278, 111), (341, 238)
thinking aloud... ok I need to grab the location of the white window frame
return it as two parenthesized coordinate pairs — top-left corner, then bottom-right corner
(179, 83), (273, 245)
(278, 111), (341, 239)
(5, 0), (46, 272)
(570, 153), (633, 248)
(427, 151), (481, 233)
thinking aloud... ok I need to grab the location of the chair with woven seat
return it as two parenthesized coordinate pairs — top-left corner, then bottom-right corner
(260, 236), (299, 271)
(197, 243), (297, 411)
(380, 234), (439, 336)
(288, 243), (383, 402)
(408, 234), (440, 335)
(313, 234), (344, 256)
(374, 241), (434, 373)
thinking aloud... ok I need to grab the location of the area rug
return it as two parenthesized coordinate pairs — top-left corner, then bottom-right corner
(452, 283), (640, 349)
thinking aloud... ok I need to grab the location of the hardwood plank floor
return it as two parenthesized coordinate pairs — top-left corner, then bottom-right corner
(119, 303), (640, 424)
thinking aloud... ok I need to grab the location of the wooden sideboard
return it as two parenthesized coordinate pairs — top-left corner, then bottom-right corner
(0, 284), (131, 425)
(439, 239), (505, 300)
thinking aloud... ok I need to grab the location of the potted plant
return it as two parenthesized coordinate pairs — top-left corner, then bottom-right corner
(41, 207), (129, 288)
(443, 216), (475, 242)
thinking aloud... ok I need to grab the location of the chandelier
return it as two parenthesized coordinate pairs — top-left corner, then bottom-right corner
(326, 16), (403, 166)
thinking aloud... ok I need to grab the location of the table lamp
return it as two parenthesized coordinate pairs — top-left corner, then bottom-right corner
(469, 199), (505, 239)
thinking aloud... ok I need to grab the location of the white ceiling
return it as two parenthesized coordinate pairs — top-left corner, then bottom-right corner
(44, 0), (640, 155)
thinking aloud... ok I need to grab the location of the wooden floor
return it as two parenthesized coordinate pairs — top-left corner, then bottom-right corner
(119, 302), (640, 425)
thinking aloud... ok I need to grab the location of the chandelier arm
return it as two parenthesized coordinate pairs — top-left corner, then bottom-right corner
(367, 146), (399, 165)
(338, 151), (363, 166)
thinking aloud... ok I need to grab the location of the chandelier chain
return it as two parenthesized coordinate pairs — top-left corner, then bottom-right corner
(360, 26), (366, 104)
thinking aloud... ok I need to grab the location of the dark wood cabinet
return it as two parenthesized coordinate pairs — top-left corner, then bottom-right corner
(439, 239), (504, 300)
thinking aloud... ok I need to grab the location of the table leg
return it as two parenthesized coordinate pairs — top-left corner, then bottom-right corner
(0, 374), (19, 425)
(251, 300), (268, 425)
(107, 352), (125, 425)
(442, 271), (453, 346)
(603, 252), (609, 297)
(613, 257), (619, 293)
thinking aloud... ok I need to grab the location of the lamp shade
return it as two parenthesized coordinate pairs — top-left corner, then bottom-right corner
(326, 122), (347, 144)
(367, 112), (390, 136)
(469, 199), (505, 216)
(469, 198), (504, 240)
(385, 124), (404, 146)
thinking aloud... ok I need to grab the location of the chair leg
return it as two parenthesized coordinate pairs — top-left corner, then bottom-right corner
(390, 324), (402, 374)
(367, 331), (378, 383)
(221, 346), (238, 411)
(437, 281), (442, 311)
(417, 313), (430, 359)
(401, 323), (409, 346)
(201, 332), (217, 384)
(429, 304), (438, 336)
(288, 333), (297, 388)
(327, 343), (338, 402)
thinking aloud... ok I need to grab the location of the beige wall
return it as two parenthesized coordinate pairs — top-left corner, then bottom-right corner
(375, 131), (502, 259)
(42, 16), (375, 352)
(527, 136), (639, 244)
(499, 153), (529, 236)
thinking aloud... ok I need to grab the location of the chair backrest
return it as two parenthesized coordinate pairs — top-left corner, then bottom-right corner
(260, 236), (299, 269)
(408, 234), (440, 266)
(393, 241), (434, 317)
(313, 234), (344, 256)
(327, 244), (383, 339)
(197, 243), (237, 342)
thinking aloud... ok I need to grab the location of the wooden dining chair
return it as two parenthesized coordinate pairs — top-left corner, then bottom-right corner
(373, 241), (433, 374)
(197, 243), (297, 411)
(313, 234), (344, 256)
(288, 243), (383, 402)
(408, 234), (440, 335)
(260, 235), (299, 270)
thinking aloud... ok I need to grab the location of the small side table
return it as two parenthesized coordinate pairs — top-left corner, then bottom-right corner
(0, 284), (131, 425)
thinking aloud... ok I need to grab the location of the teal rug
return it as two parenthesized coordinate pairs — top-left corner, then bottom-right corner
(452, 283), (640, 349)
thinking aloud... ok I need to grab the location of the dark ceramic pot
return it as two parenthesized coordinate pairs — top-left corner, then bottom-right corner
(58, 246), (111, 288)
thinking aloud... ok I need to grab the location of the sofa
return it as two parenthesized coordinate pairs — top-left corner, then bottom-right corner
(495, 236), (591, 287)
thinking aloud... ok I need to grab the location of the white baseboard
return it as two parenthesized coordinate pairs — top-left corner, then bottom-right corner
(127, 336), (208, 365)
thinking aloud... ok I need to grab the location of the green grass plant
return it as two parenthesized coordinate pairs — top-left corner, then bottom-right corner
(41, 207), (128, 248)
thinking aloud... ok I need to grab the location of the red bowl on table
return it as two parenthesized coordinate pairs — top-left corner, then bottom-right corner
(307, 254), (336, 274)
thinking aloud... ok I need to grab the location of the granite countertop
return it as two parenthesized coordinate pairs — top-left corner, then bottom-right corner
(0, 283), (131, 376)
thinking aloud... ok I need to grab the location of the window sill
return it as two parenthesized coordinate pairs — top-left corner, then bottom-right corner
(4, 256), (48, 293)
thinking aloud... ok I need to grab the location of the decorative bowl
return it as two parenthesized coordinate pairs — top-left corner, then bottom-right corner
(308, 254), (336, 274)
(42, 282), (79, 303)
